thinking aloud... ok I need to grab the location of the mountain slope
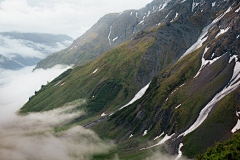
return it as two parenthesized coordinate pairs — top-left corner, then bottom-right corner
(20, 0), (240, 159)
(35, 0), (223, 69)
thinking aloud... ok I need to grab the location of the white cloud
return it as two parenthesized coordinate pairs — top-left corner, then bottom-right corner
(0, 64), (115, 160)
(0, 65), (71, 121)
(0, 35), (72, 59)
(0, 0), (151, 39)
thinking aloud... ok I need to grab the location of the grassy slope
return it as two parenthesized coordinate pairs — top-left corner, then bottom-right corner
(20, 36), (155, 114)
(182, 87), (240, 158)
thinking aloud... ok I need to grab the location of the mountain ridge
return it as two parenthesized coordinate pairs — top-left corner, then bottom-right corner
(19, 0), (240, 159)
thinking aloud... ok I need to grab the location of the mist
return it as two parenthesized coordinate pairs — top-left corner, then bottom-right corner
(0, 34), (72, 59)
(0, 65), (115, 160)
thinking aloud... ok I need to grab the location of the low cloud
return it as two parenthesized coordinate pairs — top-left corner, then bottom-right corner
(0, 65), (114, 160)
(0, 65), (71, 122)
(0, 101), (114, 160)
(0, 35), (72, 60)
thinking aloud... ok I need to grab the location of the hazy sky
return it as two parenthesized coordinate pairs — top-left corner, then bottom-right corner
(0, 0), (152, 39)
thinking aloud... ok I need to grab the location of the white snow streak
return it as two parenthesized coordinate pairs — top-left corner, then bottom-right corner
(143, 130), (148, 136)
(229, 55), (238, 63)
(129, 134), (133, 138)
(130, 12), (133, 16)
(193, 47), (225, 78)
(139, 20), (144, 25)
(119, 82), (150, 110)
(165, 10), (172, 18)
(212, 2), (216, 7)
(215, 27), (230, 38)
(175, 143), (184, 160)
(101, 113), (106, 117)
(113, 36), (118, 42)
(192, 0), (199, 12)
(181, 0), (187, 3)
(231, 120), (240, 133)
(236, 35), (239, 38)
(108, 26), (112, 46)
(136, 12), (138, 18)
(178, 56), (240, 138)
(170, 12), (179, 22)
(147, 11), (151, 17)
(54, 80), (62, 86)
(159, 3), (167, 11)
(175, 104), (181, 109)
(179, 6), (232, 61)
(147, 133), (175, 149)
(154, 132), (164, 140)
(235, 7), (240, 12)
(93, 68), (99, 74)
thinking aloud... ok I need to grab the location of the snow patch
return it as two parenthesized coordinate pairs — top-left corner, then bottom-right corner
(93, 68), (99, 74)
(236, 111), (240, 117)
(212, 2), (216, 7)
(175, 143), (184, 160)
(158, 22), (161, 26)
(130, 12), (132, 16)
(215, 27), (230, 38)
(143, 130), (148, 136)
(147, 133), (175, 149)
(175, 104), (181, 109)
(54, 80), (62, 86)
(170, 12), (179, 22)
(181, 0), (187, 3)
(229, 55), (238, 63)
(159, 3), (167, 11)
(119, 82), (150, 110)
(235, 7), (240, 12)
(108, 26), (112, 46)
(154, 132), (164, 140)
(146, 11), (151, 17)
(101, 113), (106, 117)
(165, 10), (172, 18)
(113, 36), (118, 42)
(129, 134), (133, 138)
(237, 35), (239, 38)
(211, 53), (215, 58)
(231, 119), (240, 133)
(179, 7), (232, 61)
(178, 59), (240, 138)
(192, 0), (199, 12)
(60, 82), (65, 86)
(136, 12), (138, 18)
(139, 20), (144, 25)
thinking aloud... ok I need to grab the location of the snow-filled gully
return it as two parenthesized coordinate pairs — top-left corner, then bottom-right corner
(178, 55), (240, 138)
(179, 6), (232, 61)
(119, 82), (150, 110)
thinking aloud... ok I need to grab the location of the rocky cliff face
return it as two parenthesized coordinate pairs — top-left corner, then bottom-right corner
(20, 0), (240, 159)
(35, 0), (221, 69)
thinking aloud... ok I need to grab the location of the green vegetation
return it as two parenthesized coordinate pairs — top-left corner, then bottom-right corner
(20, 36), (155, 115)
(196, 133), (240, 160)
(182, 88), (240, 158)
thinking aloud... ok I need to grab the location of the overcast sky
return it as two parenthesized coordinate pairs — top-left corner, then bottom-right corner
(0, 0), (152, 39)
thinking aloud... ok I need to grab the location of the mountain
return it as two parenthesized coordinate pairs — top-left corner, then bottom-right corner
(0, 32), (73, 70)
(34, 0), (203, 69)
(20, 0), (240, 159)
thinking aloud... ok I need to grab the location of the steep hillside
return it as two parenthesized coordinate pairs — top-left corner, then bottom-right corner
(20, 0), (240, 159)
(35, 0), (228, 69)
